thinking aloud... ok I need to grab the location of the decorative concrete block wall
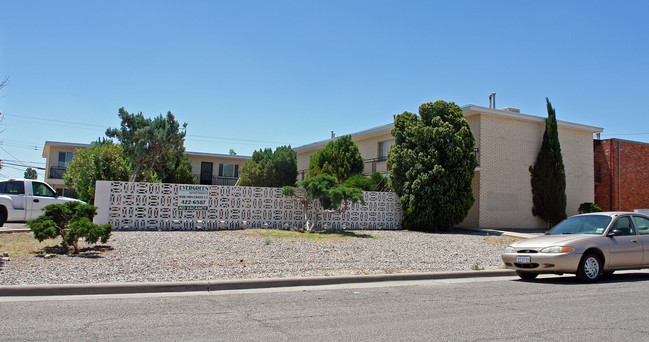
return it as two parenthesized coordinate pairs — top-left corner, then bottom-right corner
(94, 181), (402, 231)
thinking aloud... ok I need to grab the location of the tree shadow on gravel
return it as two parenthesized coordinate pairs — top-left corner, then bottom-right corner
(320, 231), (375, 239)
(36, 244), (114, 259)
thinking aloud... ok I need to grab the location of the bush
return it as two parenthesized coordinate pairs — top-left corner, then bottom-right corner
(27, 201), (112, 254)
(578, 202), (602, 214)
(343, 172), (390, 192)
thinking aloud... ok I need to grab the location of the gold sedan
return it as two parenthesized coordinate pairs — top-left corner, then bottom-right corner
(502, 212), (649, 282)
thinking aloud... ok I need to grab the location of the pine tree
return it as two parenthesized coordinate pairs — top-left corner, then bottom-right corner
(529, 98), (567, 227)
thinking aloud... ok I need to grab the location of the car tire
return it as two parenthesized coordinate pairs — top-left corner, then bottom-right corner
(0, 210), (5, 227)
(516, 271), (539, 281)
(576, 252), (602, 282)
(602, 271), (615, 279)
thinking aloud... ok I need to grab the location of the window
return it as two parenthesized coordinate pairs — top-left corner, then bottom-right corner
(32, 182), (56, 197)
(58, 152), (74, 168)
(634, 216), (649, 235)
(612, 216), (635, 235)
(218, 163), (239, 178)
(378, 139), (394, 161)
(0, 181), (25, 195)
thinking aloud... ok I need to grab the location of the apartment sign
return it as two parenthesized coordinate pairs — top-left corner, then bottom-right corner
(178, 185), (209, 211)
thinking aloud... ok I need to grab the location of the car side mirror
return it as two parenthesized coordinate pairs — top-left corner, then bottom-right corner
(607, 229), (623, 237)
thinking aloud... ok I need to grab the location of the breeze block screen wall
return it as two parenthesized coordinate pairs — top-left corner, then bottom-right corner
(94, 181), (402, 231)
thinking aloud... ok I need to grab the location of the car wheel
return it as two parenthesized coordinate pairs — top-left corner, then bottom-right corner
(0, 210), (5, 227)
(516, 271), (539, 281)
(576, 252), (602, 282)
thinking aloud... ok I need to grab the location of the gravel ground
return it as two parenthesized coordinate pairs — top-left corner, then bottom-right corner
(0, 230), (519, 286)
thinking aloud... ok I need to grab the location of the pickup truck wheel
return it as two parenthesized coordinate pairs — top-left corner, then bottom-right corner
(0, 212), (5, 227)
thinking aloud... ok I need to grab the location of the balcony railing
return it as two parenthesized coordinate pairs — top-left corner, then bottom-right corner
(49, 166), (67, 179)
(193, 175), (239, 186)
(298, 148), (480, 180)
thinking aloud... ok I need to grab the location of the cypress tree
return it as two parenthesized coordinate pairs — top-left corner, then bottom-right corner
(529, 98), (567, 227)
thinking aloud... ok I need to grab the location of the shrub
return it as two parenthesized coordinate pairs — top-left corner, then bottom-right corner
(578, 202), (602, 214)
(27, 201), (112, 254)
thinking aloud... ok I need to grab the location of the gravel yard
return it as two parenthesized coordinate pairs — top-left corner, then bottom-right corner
(0, 229), (519, 286)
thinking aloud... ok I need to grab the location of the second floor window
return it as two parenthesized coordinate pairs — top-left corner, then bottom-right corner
(378, 139), (395, 161)
(58, 152), (74, 168)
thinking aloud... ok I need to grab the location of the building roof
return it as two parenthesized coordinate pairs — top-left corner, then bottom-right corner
(294, 105), (604, 152)
(41, 141), (251, 160)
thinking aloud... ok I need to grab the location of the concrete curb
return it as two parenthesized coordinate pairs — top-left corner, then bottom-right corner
(0, 270), (516, 296)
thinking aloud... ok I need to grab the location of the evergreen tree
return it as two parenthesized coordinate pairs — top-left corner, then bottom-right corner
(529, 98), (567, 227)
(387, 100), (477, 232)
(106, 107), (189, 182)
(238, 145), (297, 187)
(306, 135), (364, 183)
(24, 167), (38, 180)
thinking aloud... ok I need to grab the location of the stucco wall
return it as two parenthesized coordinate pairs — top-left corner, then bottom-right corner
(187, 155), (248, 176)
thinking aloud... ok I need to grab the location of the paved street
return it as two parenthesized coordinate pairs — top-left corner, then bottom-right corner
(3, 272), (649, 341)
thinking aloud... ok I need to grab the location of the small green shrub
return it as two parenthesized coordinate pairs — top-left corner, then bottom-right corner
(578, 202), (602, 214)
(27, 201), (112, 254)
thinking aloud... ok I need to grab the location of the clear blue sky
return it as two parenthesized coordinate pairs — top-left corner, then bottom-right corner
(1, 1), (647, 179)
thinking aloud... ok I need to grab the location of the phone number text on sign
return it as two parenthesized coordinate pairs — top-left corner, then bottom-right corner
(178, 185), (209, 211)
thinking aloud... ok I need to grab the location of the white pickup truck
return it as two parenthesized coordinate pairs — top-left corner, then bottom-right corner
(0, 179), (82, 226)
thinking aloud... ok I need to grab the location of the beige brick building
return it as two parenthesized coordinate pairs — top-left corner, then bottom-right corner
(294, 105), (603, 229)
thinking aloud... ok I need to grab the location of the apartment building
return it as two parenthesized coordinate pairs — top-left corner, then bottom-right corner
(294, 105), (603, 229)
(42, 141), (250, 196)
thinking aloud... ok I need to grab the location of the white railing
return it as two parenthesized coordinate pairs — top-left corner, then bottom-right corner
(94, 181), (402, 231)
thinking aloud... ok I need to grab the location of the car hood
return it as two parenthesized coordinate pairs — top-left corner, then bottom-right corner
(511, 234), (598, 248)
(59, 197), (86, 204)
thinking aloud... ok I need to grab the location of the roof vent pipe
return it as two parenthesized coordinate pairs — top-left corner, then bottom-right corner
(488, 92), (496, 108)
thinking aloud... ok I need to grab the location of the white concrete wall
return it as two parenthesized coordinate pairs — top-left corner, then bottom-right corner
(93, 181), (402, 230)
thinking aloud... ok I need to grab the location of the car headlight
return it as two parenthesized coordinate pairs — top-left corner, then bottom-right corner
(539, 246), (574, 253)
(505, 246), (515, 253)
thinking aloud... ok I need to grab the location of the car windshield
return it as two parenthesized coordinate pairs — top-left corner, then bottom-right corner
(547, 215), (612, 235)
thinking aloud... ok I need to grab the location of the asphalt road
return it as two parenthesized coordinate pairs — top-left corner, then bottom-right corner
(2, 272), (649, 341)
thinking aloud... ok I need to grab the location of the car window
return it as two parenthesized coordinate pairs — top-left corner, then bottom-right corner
(634, 216), (649, 235)
(548, 215), (612, 235)
(0, 181), (25, 195)
(612, 216), (635, 235)
(32, 182), (56, 197)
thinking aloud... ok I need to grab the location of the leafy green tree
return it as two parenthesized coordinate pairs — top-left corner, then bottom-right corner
(239, 145), (297, 187)
(106, 107), (189, 182)
(307, 135), (364, 183)
(282, 174), (364, 231)
(530, 98), (567, 227)
(27, 201), (112, 254)
(388, 100), (477, 232)
(158, 153), (196, 184)
(24, 167), (37, 180)
(63, 140), (131, 204)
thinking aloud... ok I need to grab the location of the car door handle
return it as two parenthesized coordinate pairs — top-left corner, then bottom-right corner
(632, 240), (638, 243)
(33, 199), (39, 203)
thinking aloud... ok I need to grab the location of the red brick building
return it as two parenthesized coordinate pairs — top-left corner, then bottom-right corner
(594, 138), (649, 211)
